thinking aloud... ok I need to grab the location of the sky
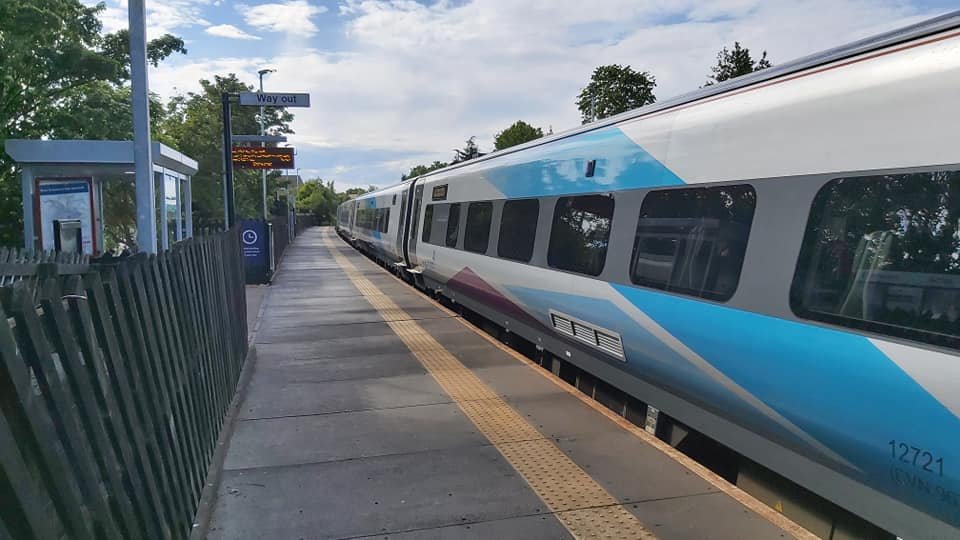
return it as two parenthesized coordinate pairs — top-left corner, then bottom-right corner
(86, 0), (957, 191)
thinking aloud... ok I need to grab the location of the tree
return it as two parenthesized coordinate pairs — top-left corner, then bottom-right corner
(704, 42), (772, 86)
(161, 74), (294, 227)
(0, 0), (186, 246)
(402, 160), (448, 180)
(343, 187), (366, 198)
(100, 30), (187, 80)
(30, 81), (169, 250)
(296, 179), (342, 224)
(494, 120), (543, 151)
(576, 65), (656, 124)
(453, 136), (482, 163)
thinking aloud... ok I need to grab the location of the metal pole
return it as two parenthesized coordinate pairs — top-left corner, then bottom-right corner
(20, 166), (34, 251)
(175, 173), (183, 241)
(159, 170), (169, 250)
(185, 175), (194, 238)
(222, 93), (236, 228)
(128, 0), (157, 253)
(259, 71), (268, 220)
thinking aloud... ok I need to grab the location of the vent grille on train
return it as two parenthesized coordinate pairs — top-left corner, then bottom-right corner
(548, 310), (624, 360)
(551, 313), (574, 336)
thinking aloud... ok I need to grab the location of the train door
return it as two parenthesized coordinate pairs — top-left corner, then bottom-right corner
(405, 183), (425, 267)
(396, 189), (407, 258)
(349, 200), (357, 236)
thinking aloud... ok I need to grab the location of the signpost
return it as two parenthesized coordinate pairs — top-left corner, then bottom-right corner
(221, 91), (310, 228)
(232, 147), (295, 169)
(240, 219), (270, 283)
(239, 92), (311, 107)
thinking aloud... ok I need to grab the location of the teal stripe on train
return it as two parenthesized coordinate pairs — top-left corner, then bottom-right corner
(505, 282), (960, 527)
(484, 126), (685, 198)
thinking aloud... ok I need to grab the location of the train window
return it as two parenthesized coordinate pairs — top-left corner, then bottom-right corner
(422, 205), (434, 243)
(464, 202), (493, 253)
(446, 203), (461, 248)
(548, 195), (614, 276)
(380, 208), (390, 233)
(498, 199), (539, 262)
(791, 172), (960, 349)
(631, 185), (756, 301)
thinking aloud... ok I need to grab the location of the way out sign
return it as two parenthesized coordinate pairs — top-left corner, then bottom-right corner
(239, 92), (310, 107)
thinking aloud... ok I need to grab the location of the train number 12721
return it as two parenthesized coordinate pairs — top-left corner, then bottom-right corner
(889, 440), (944, 476)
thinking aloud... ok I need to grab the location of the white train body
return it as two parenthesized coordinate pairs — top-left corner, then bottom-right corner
(338, 14), (960, 538)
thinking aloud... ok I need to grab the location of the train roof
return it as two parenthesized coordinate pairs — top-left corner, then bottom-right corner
(407, 9), (960, 181)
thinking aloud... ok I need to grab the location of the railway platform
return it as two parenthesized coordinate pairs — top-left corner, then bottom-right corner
(200, 227), (814, 539)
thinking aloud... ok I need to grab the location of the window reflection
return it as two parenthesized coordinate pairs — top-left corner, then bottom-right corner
(631, 185), (755, 301)
(445, 203), (461, 248)
(499, 199), (539, 262)
(464, 202), (493, 253)
(548, 195), (614, 276)
(792, 172), (960, 348)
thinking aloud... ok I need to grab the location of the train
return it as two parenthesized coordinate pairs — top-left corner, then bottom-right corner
(336, 12), (960, 539)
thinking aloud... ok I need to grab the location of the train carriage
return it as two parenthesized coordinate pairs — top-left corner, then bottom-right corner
(338, 12), (960, 538)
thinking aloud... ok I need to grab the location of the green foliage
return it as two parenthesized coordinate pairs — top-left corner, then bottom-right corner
(494, 120), (543, 151)
(344, 186), (376, 197)
(100, 30), (187, 80)
(0, 0), (186, 247)
(160, 74), (295, 226)
(453, 136), (482, 163)
(295, 179), (353, 225)
(402, 160), (448, 181)
(576, 65), (656, 124)
(704, 42), (772, 86)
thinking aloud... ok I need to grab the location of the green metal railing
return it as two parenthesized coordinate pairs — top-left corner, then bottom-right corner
(0, 228), (248, 539)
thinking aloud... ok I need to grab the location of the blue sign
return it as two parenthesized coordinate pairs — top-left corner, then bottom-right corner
(240, 219), (269, 283)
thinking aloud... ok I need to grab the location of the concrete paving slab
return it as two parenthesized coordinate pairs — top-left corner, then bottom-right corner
(254, 334), (406, 360)
(225, 402), (485, 470)
(627, 492), (788, 540)
(554, 430), (718, 502)
(239, 371), (451, 420)
(348, 513), (572, 539)
(208, 445), (552, 540)
(247, 350), (427, 385)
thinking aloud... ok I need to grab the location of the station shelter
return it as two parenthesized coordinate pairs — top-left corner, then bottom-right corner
(4, 140), (199, 254)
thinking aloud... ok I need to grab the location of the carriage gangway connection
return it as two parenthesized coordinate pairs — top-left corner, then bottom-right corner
(197, 227), (816, 540)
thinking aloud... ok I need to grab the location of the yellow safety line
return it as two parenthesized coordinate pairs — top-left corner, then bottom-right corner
(321, 233), (656, 540)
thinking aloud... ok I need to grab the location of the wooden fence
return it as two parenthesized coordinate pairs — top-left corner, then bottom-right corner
(0, 228), (248, 540)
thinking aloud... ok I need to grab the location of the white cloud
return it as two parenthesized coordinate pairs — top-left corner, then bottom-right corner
(149, 0), (951, 185)
(239, 0), (328, 37)
(205, 24), (262, 40)
(85, 0), (212, 38)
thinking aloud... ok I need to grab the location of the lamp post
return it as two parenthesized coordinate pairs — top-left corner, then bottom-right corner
(290, 167), (300, 238)
(258, 68), (276, 221)
(128, 0), (157, 253)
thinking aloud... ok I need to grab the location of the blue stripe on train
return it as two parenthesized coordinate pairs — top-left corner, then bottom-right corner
(484, 126), (685, 198)
(503, 285), (826, 457)
(506, 282), (960, 526)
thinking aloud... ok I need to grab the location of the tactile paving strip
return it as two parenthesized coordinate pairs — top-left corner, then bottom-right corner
(322, 234), (656, 540)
